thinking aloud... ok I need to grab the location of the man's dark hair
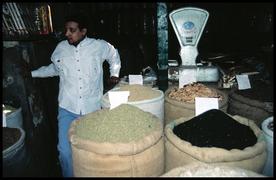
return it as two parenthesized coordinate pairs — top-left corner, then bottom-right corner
(65, 12), (88, 30)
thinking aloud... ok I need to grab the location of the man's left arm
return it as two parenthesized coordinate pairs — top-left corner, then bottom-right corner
(103, 42), (121, 84)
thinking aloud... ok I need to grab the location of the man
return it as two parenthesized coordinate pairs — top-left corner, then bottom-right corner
(31, 13), (121, 177)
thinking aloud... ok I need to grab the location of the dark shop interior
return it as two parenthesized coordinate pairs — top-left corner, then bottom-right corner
(2, 2), (273, 177)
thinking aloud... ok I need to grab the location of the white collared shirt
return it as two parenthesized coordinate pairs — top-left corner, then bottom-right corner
(31, 37), (121, 114)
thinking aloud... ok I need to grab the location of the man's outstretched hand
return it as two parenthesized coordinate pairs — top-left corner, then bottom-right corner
(108, 76), (120, 85)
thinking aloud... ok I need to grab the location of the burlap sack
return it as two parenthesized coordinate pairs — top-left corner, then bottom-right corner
(165, 115), (267, 173)
(69, 119), (164, 177)
(164, 86), (228, 125)
(228, 91), (273, 127)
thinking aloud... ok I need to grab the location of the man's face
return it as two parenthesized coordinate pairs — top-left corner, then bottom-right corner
(64, 21), (86, 45)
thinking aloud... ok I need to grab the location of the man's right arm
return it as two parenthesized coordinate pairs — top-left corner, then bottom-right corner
(31, 63), (59, 78)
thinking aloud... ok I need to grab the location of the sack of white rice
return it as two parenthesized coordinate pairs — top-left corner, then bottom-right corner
(161, 163), (265, 177)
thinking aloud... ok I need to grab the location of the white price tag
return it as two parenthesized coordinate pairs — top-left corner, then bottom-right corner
(195, 97), (219, 116)
(236, 74), (251, 90)
(108, 91), (130, 109)
(179, 70), (196, 88)
(129, 75), (143, 85)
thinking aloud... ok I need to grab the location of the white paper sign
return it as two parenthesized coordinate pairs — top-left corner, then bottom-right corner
(3, 111), (6, 127)
(195, 97), (219, 116)
(129, 75), (143, 85)
(236, 74), (251, 90)
(108, 91), (130, 109)
(179, 70), (196, 88)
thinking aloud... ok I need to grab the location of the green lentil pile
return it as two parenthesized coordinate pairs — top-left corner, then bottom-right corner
(115, 84), (161, 102)
(74, 104), (160, 143)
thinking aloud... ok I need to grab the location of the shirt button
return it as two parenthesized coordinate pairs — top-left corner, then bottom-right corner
(78, 69), (80, 71)
(79, 78), (81, 80)
(80, 87), (82, 89)
(77, 60), (79, 62)
(79, 96), (82, 99)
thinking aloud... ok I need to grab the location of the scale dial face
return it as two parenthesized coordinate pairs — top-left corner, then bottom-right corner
(169, 7), (209, 47)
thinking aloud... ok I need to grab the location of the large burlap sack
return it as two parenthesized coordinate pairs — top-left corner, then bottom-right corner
(164, 86), (228, 125)
(161, 162), (265, 177)
(101, 85), (164, 123)
(165, 115), (267, 173)
(69, 118), (164, 177)
(228, 90), (273, 127)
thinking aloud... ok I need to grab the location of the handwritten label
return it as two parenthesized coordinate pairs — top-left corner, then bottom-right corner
(195, 97), (219, 116)
(108, 91), (130, 109)
(236, 74), (251, 90)
(129, 75), (143, 85)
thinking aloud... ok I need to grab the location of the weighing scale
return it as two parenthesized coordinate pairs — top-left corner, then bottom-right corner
(168, 7), (219, 85)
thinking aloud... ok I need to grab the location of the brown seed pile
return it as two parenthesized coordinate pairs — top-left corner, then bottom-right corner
(74, 104), (160, 143)
(115, 84), (161, 102)
(168, 82), (222, 103)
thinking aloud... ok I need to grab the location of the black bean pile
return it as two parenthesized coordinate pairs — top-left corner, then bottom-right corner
(173, 109), (257, 150)
(236, 79), (273, 102)
(3, 127), (21, 151)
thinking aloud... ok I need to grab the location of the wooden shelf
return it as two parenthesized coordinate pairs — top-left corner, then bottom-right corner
(3, 2), (53, 42)
(3, 33), (63, 42)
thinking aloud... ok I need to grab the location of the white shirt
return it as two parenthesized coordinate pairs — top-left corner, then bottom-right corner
(31, 37), (121, 114)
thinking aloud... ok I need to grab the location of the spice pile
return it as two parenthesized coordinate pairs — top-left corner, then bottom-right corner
(75, 104), (160, 143)
(115, 84), (161, 102)
(236, 79), (273, 102)
(173, 109), (257, 150)
(168, 83), (222, 103)
(3, 127), (21, 150)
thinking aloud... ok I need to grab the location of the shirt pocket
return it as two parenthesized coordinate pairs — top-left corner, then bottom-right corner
(53, 57), (69, 76)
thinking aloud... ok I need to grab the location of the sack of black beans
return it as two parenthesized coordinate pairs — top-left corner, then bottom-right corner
(69, 104), (164, 177)
(164, 109), (267, 174)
